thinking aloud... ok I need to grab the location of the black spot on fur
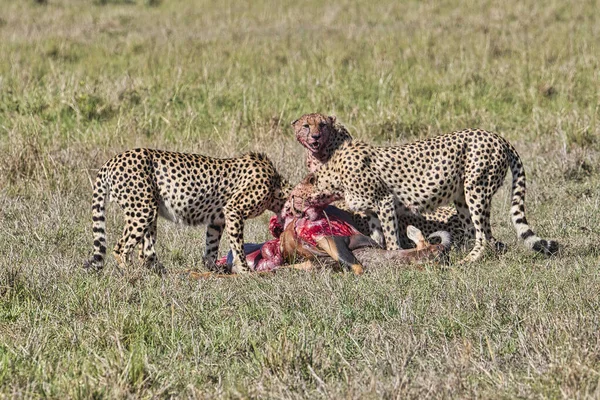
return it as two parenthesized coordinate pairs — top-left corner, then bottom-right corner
(521, 229), (535, 240)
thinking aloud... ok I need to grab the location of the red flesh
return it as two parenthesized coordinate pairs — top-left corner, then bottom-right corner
(215, 206), (359, 272)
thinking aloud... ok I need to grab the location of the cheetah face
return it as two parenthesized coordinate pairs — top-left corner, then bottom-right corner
(284, 173), (341, 219)
(292, 113), (336, 155)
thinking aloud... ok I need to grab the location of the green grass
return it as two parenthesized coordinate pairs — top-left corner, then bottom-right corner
(1, 0), (599, 397)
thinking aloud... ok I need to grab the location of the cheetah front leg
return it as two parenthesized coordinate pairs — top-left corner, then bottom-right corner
(344, 192), (386, 248)
(203, 220), (225, 271)
(366, 214), (386, 248)
(458, 181), (506, 262)
(377, 194), (403, 251)
(223, 208), (250, 274)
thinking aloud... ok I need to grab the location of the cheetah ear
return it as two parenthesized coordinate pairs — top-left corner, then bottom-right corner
(291, 119), (299, 126)
(327, 115), (336, 125)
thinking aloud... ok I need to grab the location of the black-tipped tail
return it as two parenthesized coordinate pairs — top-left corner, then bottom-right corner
(85, 172), (109, 271)
(530, 237), (559, 256)
(507, 143), (559, 257)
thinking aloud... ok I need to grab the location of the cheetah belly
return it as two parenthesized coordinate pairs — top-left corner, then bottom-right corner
(157, 200), (183, 224)
(157, 190), (226, 227)
(396, 183), (460, 212)
(384, 168), (463, 213)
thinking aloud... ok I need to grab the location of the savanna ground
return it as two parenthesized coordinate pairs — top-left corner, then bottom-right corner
(0, 0), (599, 398)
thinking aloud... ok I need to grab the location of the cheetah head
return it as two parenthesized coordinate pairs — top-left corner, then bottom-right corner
(292, 113), (337, 156)
(284, 173), (342, 221)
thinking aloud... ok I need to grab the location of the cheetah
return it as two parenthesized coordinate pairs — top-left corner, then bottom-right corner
(292, 113), (466, 248)
(293, 118), (558, 262)
(84, 148), (291, 274)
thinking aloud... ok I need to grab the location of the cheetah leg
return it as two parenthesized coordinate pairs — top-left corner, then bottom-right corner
(137, 218), (156, 261)
(140, 218), (165, 275)
(203, 221), (225, 271)
(478, 200), (506, 254)
(223, 208), (249, 274)
(395, 214), (414, 249)
(114, 223), (133, 268)
(479, 199), (498, 253)
(454, 195), (475, 249)
(113, 219), (146, 269)
(366, 213), (385, 248)
(378, 194), (402, 251)
(457, 189), (505, 256)
(125, 202), (164, 275)
(461, 184), (493, 262)
(137, 243), (144, 263)
(350, 210), (373, 236)
(345, 192), (387, 248)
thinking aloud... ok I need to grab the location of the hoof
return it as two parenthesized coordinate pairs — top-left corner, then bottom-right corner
(350, 264), (364, 275)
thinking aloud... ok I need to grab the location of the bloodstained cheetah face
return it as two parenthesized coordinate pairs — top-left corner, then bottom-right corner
(284, 173), (341, 220)
(292, 113), (336, 156)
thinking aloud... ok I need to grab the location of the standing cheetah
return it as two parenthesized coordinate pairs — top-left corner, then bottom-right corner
(294, 121), (558, 262)
(292, 113), (466, 248)
(84, 148), (291, 274)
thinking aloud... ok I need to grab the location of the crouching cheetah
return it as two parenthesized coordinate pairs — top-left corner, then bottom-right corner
(293, 115), (558, 262)
(84, 148), (290, 274)
(292, 113), (465, 247)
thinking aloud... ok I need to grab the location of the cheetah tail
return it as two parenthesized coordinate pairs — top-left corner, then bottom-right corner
(507, 145), (559, 256)
(84, 172), (109, 271)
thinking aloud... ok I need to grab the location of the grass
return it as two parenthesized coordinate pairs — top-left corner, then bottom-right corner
(1, 0), (599, 397)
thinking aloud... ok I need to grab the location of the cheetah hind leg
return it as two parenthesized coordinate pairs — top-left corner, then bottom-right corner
(139, 219), (166, 275)
(130, 213), (164, 275)
(453, 197), (476, 250)
(460, 189), (497, 263)
(114, 215), (164, 275)
(490, 239), (507, 254)
(447, 211), (506, 254)
(455, 195), (506, 256)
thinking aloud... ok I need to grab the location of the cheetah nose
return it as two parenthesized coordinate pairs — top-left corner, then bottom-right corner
(311, 134), (321, 140)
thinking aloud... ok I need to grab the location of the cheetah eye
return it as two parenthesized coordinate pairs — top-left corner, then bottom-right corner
(318, 121), (326, 128)
(303, 124), (310, 129)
